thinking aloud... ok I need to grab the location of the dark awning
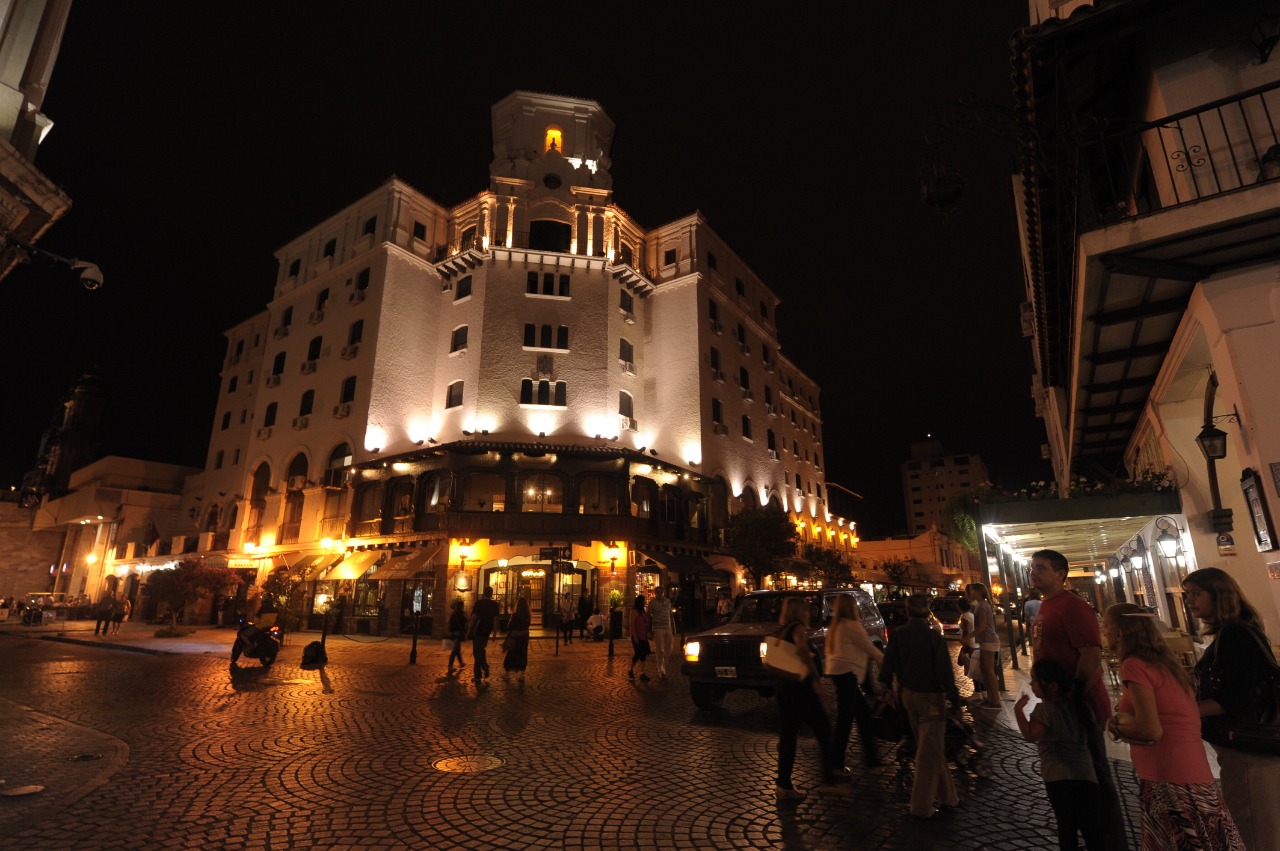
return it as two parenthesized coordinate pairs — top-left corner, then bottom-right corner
(366, 547), (441, 581)
(636, 551), (727, 584)
(289, 553), (339, 577)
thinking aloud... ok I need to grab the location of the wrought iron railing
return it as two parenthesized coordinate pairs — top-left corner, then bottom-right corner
(1083, 80), (1280, 224)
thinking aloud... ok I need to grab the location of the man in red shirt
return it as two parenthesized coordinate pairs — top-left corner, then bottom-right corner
(1030, 549), (1130, 851)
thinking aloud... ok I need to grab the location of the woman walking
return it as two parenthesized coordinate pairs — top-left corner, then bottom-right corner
(967, 583), (1001, 708)
(628, 595), (651, 681)
(1104, 603), (1243, 850)
(775, 596), (851, 800)
(1183, 567), (1280, 851)
(503, 596), (532, 682)
(825, 594), (885, 769)
(446, 599), (467, 676)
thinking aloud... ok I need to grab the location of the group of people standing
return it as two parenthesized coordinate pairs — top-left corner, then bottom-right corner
(1015, 551), (1278, 851)
(627, 586), (678, 681)
(93, 590), (131, 636)
(445, 586), (530, 685)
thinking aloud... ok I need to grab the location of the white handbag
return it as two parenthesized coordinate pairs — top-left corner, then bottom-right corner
(763, 635), (810, 682)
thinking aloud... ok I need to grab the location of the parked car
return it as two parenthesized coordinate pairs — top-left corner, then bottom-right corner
(681, 588), (885, 711)
(929, 595), (966, 640)
(877, 600), (944, 642)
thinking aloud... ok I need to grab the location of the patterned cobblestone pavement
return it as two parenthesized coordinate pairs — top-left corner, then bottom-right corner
(0, 624), (1144, 850)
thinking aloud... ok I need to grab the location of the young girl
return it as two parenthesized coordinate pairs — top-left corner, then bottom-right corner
(1104, 603), (1243, 850)
(1014, 659), (1105, 851)
(966, 583), (1001, 708)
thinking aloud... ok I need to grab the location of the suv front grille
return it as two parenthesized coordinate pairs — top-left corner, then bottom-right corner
(700, 639), (762, 667)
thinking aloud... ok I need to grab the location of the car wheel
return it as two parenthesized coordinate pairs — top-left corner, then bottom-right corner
(690, 682), (725, 710)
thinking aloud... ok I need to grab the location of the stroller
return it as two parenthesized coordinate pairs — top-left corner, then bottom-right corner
(865, 689), (992, 786)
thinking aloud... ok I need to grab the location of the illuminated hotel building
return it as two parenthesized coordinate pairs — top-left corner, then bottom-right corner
(187, 91), (854, 634)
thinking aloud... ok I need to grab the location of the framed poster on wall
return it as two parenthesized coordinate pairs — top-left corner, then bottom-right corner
(1241, 468), (1275, 552)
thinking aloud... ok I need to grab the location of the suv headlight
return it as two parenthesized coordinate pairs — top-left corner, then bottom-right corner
(759, 641), (768, 660)
(684, 641), (700, 662)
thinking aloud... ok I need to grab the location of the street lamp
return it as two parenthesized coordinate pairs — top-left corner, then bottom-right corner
(4, 237), (104, 290)
(1154, 517), (1182, 559)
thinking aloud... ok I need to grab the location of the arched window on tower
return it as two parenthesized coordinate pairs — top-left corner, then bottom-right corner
(544, 126), (563, 153)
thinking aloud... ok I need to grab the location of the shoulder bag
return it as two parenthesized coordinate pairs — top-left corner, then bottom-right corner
(1201, 624), (1280, 755)
(764, 625), (811, 683)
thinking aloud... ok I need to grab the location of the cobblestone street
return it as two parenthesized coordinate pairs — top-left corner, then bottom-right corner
(0, 624), (1144, 850)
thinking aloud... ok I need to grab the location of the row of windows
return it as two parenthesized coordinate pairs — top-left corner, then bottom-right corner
(285, 222), (379, 278)
(221, 376), (359, 433)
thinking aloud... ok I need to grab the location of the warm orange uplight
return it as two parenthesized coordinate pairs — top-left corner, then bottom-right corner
(544, 127), (563, 153)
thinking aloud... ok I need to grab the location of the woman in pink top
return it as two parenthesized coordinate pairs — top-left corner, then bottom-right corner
(1103, 603), (1243, 850)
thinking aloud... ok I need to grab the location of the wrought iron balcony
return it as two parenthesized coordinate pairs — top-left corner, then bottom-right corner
(1083, 80), (1280, 225)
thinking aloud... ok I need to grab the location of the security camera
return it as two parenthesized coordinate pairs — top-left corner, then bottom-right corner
(73, 261), (103, 291)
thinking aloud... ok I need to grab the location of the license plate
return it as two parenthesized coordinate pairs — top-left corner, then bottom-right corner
(715, 666), (737, 678)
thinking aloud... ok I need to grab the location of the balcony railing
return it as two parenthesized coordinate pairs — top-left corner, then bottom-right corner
(1083, 80), (1280, 224)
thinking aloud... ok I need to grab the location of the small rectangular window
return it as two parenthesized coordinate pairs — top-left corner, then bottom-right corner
(540, 325), (553, 348)
(741, 415), (752, 440)
(735, 278), (745, 296)
(323, 238), (337, 258)
(455, 275), (472, 300)
(349, 320), (364, 345)
(356, 268), (370, 291)
(215, 451), (224, 470)
(711, 398), (723, 424)
(450, 326), (469, 352)
(620, 289), (633, 312)
(362, 216), (377, 236)
(412, 221), (427, 241)
(556, 326), (569, 349)
(288, 259), (301, 277)
(523, 324), (536, 347)
(527, 272), (539, 294)
(446, 381), (464, 408)
(707, 251), (717, 270)
(542, 273), (554, 295)
(233, 449), (240, 465)
(228, 376), (238, 394)
(220, 412), (231, 430)
(663, 248), (676, 266)
(558, 274), (570, 297)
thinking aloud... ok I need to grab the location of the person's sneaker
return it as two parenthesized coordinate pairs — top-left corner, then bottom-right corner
(775, 786), (806, 801)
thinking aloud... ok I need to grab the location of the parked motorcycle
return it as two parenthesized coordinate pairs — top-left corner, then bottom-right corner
(231, 619), (281, 667)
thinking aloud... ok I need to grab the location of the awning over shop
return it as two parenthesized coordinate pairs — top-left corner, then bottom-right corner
(323, 550), (381, 580)
(366, 547), (441, 581)
(636, 551), (727, 584)
(288, 553), (339, 577)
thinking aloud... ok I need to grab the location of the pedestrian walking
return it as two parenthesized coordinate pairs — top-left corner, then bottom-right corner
(577, 589), (592, 640)
(825, 593), (885, 769)
(94, 590), (116, 636)
(716, 588), (734, 624)
(1104, 603), (1243, 850)
(773, 596), (850, 801)
(628, 595), (651, 681)
(503, 596), (531, 682)
(957, 597), (982, 697)
(1030, 548), (1130, 851)
(467, 586), (500, 685)
(560, 592), (575, 645)
(110, 597), (130, 636)
(446, 599), (467, 676)
(966, 583), (1001, 708)
(1183, 566), (1280, 851)
(1014, 659), (1106, 851)
(878, 593), (961, 819)
(649, 586), (676, 678)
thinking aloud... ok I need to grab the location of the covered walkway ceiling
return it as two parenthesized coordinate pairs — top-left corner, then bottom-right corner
(977, 492), (1182, 569)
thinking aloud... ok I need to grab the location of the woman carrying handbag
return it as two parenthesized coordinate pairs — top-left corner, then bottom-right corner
(825, 594), (885, 769)
(1183, 567), (1280, 851)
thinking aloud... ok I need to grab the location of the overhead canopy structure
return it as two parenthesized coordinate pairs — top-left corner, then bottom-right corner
(366, 547), (441, 581)
(977, 492), (1182, 570)
(323, 550), (382, 581)
(636, 550), (727, 584)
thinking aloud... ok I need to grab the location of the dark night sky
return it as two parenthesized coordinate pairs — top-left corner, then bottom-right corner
(2, 2), (1050, 536)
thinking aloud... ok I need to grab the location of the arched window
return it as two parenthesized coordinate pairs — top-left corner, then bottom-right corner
(272, 352), (286, 375)
(287, 453), (308, 482)
(307, 336), (322, 360)
(618, 391), (634, 418)
(263, 402), (278, 428)
(521, 472), (563, 514)
(544, 125), (563, 153)
(299, 390), (314, 417)
(250, 463), (272, 501)
(450, 325), (468, 353)
(462, 472), (506, 512)
(578, 475), (620, 515)
(340, 376), (357, 404)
